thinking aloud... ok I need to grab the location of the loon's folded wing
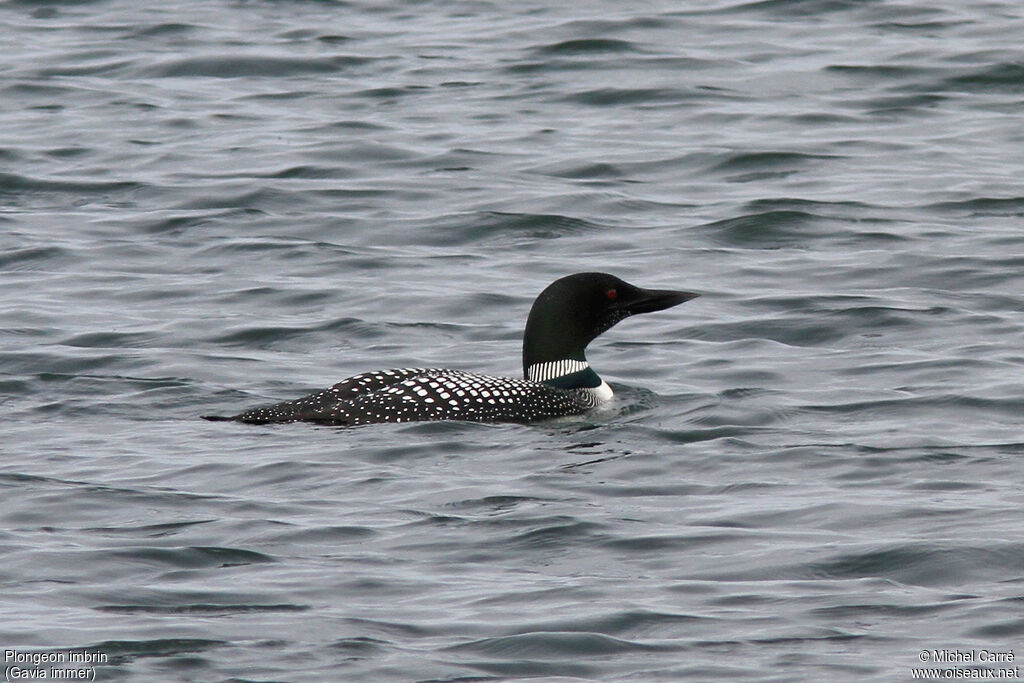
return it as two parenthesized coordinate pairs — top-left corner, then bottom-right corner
(202, 368), (430, 424)
(307, 370), (594, 426)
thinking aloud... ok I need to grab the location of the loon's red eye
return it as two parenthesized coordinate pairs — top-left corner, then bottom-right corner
(606, 289), (617, 300)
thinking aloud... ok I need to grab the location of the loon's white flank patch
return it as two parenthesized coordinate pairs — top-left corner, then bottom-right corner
(526, 359), (590, 382)
(584, 380), (614, 405)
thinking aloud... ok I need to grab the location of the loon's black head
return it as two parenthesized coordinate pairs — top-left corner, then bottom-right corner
(522, 272), (698, 384)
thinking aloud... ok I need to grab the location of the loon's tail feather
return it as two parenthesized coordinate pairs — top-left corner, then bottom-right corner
(201, 411), (295, 424)
(203, 401), (314, 424)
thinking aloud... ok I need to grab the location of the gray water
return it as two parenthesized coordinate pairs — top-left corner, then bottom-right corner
(2, 0), (1023, 681)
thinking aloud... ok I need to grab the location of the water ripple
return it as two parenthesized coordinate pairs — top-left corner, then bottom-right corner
(3, 0), (1023, 680)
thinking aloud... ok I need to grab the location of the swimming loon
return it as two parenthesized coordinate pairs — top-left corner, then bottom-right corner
(202, 272), (697, 426)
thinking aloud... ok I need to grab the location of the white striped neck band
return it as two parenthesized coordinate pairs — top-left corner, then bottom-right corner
(526, 359), (590, 383)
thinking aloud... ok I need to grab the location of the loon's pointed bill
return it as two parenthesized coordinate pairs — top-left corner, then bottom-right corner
(616, 287), (699, 315)
(203, 272), (698, 427)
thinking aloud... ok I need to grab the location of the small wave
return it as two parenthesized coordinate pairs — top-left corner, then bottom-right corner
(972, 619), (1024, 639)
(724, 0), (876, 16)
(320, 119), (391, 132)
(137, 54), (373, 78)
(418, 211), (604, 246)
(496, 517), (606, 551)
(558, 87), (697, 106)
(267, 164), (355, 179)
(707, 151), (842, 173)
(208, 316), (463, 349)
(809, 542), (1024, 586)
(0, 246), (72, 270)
(447, 630), (676, 657)
(803, 394), (1024, 420)
(353, 85), (428, 100)
(925, 196), (1024, 216)
(696, 210), (821, 248)
(342, 617), (437, 639)
(534, 38), (639, 56)
(128, 22), (196, 38)
(260, 525), (378, 543)
(529, 161), (625, 179)
(109, 545), (275, 568)
(131, 210), (250, 235)
(60, 331), (157, 349)
(942, 62), (1024, 93)
(32, 59), (135, 78)
(86, 638), (226, 661)
(98, 603), (307, 614)
(444, 494), (550, 512)
(83, 520), (214, 538)
(825, 63), (939, 80)
(330, 636), (389, 655)
(849, 92), (948, 116)
(0, 172), (141, 196)
(603, 532), (741, 553)
(2, 82), (80, 98)
(509, 609), (707, 638)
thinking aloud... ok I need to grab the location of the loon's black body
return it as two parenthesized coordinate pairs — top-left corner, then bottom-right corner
(203, 273), (697, 426)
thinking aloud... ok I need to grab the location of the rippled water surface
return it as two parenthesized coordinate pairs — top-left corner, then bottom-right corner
(3, 0), (1023, 680)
